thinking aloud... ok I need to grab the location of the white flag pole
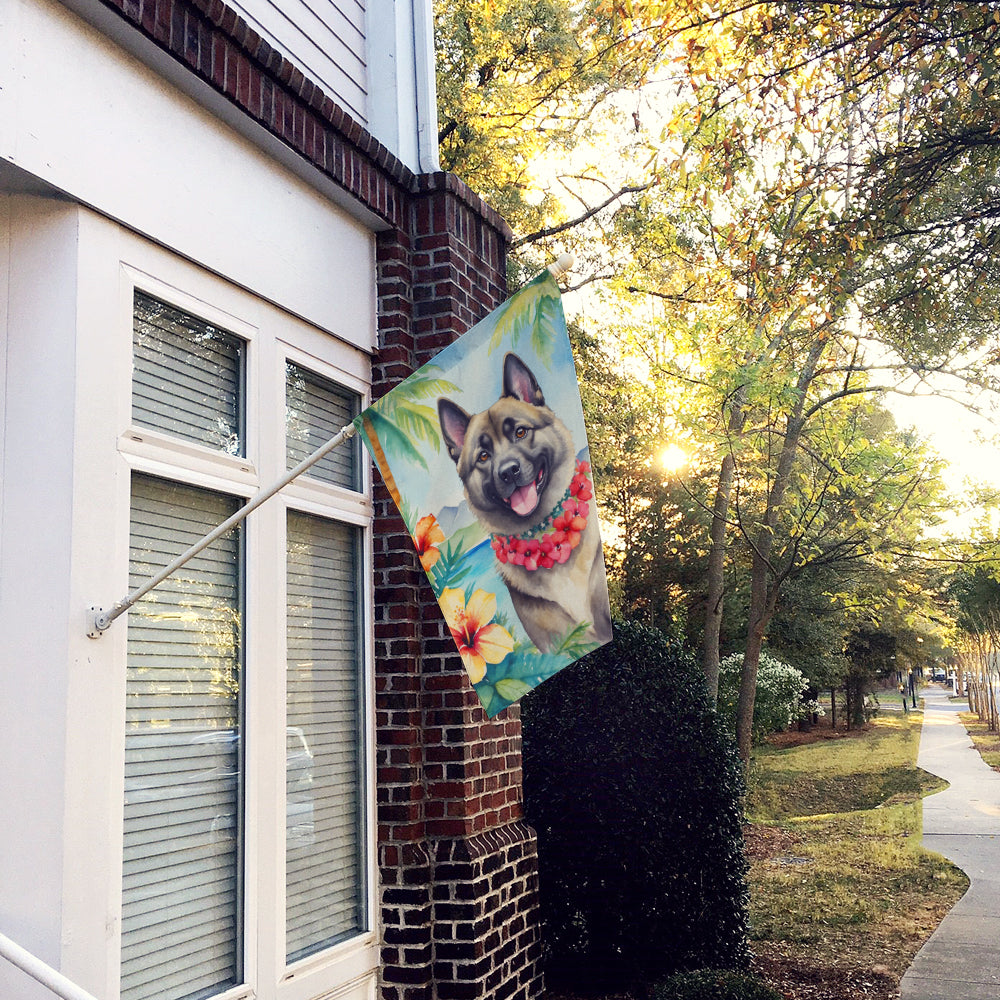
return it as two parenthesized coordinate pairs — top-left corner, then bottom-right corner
(87, 423), (357, 637)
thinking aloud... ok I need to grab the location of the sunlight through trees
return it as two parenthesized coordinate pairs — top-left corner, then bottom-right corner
(435, 0), (1000, 761)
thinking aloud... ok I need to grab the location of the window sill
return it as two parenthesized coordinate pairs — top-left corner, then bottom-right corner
(118, 426), (258, 493)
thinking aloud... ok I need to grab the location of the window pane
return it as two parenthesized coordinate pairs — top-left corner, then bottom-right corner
(286, 511), (366, 962)
(123, 474), (244, 1000)
(133, 291), (245, 456)
(286, 362), (361, 490)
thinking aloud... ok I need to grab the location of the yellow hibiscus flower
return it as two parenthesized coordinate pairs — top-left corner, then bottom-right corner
(439, 588), (514, 683)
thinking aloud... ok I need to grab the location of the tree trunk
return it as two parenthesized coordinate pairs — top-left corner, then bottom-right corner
(735, 414), (810, 765)
(734, 343), (821, 770)
(736, 548), (776, 765)
(990, 666), (999, 733)
(847, 674), (866, 729)
(703, 451), (737, 707)
(702, 397), (746, 708)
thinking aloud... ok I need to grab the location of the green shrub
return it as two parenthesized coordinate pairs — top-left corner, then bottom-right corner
(522, 619), (750, 990)
(653, 969), (784, 1000)
(718, 651), (808, 743)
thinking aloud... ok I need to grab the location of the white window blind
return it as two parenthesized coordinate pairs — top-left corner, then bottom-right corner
(133, 291), (245, 456)
(285, 510), (366, 962)
(285, 362), (361, 490)
(122, 474), (244, 1000)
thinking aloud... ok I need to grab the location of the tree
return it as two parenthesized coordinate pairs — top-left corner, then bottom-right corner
(434, 0), (684, 282)
(601, 128), (952, 759)
(598, 17), (990, 761)
(949, 563), (1000, 730)
(729, 385), (948, 760)
(586, 139), (958, 758)
(435, 0), (1000, 767)
(679, 2), (1000, 354)
(844, 628), (896, 728)
(437, 1), (1000, 340)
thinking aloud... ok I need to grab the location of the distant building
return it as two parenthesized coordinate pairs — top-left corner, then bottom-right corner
(0, 2), (541, 999)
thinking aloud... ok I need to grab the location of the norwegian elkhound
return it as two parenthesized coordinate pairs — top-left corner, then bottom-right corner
(438, 353), (612, 653)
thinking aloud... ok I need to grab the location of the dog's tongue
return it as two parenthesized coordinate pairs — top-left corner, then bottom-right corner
(510, 482), (539, 517)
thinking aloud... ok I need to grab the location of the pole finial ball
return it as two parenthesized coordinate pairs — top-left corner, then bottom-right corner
(548, 253), (576, 279)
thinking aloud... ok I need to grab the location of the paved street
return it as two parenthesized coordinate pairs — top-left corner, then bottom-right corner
(900, 688), (1000, 1000)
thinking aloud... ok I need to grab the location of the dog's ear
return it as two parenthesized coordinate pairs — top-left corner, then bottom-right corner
(502, 353), (545, 406)
(438, 398), (471, 464)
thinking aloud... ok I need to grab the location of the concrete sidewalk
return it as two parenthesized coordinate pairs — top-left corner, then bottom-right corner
(900, 688), (1000, 1000)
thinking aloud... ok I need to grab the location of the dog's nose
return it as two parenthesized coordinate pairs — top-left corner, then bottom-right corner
(498, 459), (521, 485)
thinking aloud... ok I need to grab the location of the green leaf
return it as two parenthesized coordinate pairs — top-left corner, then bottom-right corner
(503, 651), (568, 680)
(551, 621), (602, 659)
(373, 367), (458, 407)
(488, 278), (558, 353)
(368, 368), (461, 455)
(495, 677), (535, 702)
(363, 408), (429, 472)
(531, 294), (564, 368)
(388, 401), (445, 448)
(475, 682), (496, 715)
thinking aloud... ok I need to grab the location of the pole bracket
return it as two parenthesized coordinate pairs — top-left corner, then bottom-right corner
(86, 606), (110, 639)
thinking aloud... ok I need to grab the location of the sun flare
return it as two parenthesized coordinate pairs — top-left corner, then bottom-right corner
(658, 443), (689, 473)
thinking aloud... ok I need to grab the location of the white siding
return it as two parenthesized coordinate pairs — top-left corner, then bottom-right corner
(232, 0), (368, 125)
(0, 196), (78, 1000)
(0, 0), (377, 350)
(0, 197), (377, 1000)
(227, 0), (441, 173)
(365, 0), (439, 172)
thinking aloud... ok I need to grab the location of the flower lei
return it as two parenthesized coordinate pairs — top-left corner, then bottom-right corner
(491, 460), (594, 572)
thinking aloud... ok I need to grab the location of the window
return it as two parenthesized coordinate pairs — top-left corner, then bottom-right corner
(285, 512), (366, 961)
(286, 361), (360, 490)
(121, 285), (372, 1000)
(132, 291), (245, 456)
(123, 476), (244, 1000)
(284, 362), (367, 962)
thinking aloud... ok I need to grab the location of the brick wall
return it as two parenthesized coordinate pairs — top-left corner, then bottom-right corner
(96, 0), (510, 236)
(95, 1), (543, 997)
(373, 184), (542, 1000)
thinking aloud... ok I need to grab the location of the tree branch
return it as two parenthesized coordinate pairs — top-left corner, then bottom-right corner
(510, 182), (654, 249)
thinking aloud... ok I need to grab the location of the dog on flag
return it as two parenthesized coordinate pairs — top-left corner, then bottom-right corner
(438, 353), (612, 653)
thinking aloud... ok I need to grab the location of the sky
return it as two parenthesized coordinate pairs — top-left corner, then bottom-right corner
(888, 390), (1000, 537)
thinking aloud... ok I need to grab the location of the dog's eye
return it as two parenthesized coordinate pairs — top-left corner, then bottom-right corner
(515, 426), (528, 440)
(477, 450), (490, 464)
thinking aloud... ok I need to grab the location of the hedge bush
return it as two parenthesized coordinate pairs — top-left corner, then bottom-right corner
(521, 619), (750, 990)
(718, 651), (808, 743)
(653, 970), (784, 1000)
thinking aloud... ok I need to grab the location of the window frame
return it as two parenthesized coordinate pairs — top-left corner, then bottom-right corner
(115, 264), (377, 1000)
(271, 342), (377, 995)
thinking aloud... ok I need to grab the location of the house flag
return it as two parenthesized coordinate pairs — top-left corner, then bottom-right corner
(354, 269), (612, 717)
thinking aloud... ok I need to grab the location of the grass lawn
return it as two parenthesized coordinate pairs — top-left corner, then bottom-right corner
(746, 712), (968, 999)
(958, 711), (1000, 771)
